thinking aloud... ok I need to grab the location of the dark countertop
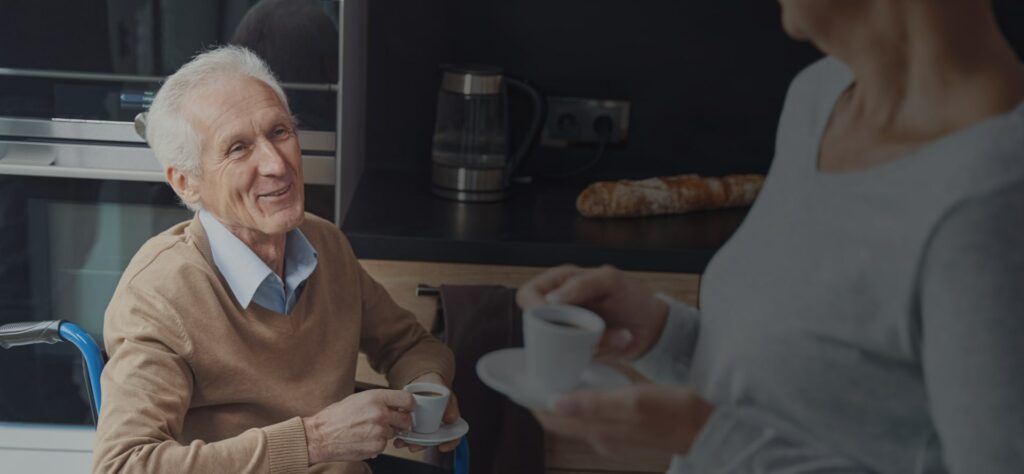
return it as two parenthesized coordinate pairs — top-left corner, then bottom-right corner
(341, 168), (748, 273)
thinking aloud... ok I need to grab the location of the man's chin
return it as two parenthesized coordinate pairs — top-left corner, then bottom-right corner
(261, 205), (305, 234)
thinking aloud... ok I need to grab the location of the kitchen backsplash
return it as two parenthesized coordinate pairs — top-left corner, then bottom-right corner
(365, 0), (818, 180)
(364, 0), (1024, 181)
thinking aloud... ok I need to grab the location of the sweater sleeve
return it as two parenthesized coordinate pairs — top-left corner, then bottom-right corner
(919, 184), (1024, 473)
(630, 293), (701, 385)
(92, 285), (309, 474)
(355, 262), (456, 389)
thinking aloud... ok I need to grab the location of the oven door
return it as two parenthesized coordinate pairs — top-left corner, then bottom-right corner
(0, 0), (339, 131)
(0, 138), (334, 426)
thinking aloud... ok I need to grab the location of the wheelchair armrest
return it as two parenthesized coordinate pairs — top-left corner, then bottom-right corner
(0, 320), (63, 349)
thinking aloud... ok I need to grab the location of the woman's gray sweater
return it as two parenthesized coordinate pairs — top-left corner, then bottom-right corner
(634, 57), (1024, 473)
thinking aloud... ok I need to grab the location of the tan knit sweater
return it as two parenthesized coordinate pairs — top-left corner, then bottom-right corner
(92, 213), (455, 474)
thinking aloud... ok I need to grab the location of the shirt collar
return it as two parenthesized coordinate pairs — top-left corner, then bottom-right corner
(199, 210), (318, 309)
(282, 226), (318, 296)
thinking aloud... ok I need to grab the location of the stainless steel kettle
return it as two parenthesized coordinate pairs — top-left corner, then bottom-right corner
(430, 65), (544, 202)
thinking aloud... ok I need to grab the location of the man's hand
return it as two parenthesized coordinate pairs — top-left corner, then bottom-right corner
(393, 373), (463, 454)
(533, 385), (713, 458)
(517, 265), (670, 360)
(302, 389), (415, 464)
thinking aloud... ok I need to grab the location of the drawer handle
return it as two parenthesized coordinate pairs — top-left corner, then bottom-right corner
(415, 284), (439, 297)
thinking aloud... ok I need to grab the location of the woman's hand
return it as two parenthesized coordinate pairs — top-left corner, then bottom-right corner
(534, 384), (713, 457)
(516, 265), (670, 360)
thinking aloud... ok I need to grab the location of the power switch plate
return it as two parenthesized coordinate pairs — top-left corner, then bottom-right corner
(541, 96), (630, 146)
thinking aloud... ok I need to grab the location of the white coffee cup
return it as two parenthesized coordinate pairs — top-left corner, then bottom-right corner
(523, 304), (605, 394)
(403, 382), (451, 434)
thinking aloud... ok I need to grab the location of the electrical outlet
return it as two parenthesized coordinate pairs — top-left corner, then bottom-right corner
(541, 96), (630, 146)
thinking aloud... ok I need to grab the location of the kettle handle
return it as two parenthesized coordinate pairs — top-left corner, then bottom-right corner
(504, 77), (545, 185)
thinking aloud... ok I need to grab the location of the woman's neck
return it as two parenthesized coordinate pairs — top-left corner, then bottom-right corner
(823, 1), (1024, 138)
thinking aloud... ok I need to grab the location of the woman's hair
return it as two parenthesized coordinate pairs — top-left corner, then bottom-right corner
(145, 45), (290, 179)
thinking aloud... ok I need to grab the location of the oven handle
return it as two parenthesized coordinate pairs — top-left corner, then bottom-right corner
(0, 141), (336, 185)
(0, 162), (165, 182)
(0, 160), (335, 185)
(0, 67), (336, 92)
(0, 117), (336, 152)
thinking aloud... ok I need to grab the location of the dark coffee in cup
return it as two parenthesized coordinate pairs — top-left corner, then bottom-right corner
(414, 391), (443, 397)
(545, 319), (584, 330)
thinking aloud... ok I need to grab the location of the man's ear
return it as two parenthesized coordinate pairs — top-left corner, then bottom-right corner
(166, 167), (201, 207)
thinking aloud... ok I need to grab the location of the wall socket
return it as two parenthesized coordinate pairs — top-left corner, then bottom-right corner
(541, 96), (630, 146)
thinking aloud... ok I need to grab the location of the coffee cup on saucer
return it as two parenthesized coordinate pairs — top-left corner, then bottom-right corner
(523, 304), (605, 394)
(403, 382), (451, 434)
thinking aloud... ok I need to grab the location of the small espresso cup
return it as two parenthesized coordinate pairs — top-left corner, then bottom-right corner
(523, 304), (605, 394)
(403, 382), (451, 434)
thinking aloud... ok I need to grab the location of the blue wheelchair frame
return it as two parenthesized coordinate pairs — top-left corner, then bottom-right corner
(1, 320), (469, 473)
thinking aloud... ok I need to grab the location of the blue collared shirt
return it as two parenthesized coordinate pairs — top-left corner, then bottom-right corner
(199, 210), (318, 314)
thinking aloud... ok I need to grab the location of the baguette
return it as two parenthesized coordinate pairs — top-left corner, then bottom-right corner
(576, 174), (766, 218)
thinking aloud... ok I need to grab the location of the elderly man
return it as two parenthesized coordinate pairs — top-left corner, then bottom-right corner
(92, 46), (459, 473)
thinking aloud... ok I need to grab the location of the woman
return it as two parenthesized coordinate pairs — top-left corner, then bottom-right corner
(517, 1), (1024, 472)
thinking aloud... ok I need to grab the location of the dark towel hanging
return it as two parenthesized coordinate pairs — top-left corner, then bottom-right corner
(429, 284), (546, 474)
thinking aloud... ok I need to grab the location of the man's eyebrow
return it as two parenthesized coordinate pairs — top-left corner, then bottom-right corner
(213, 113), (294, 148)
(216, 129), (249, 149)
(269, 114), (295, 127)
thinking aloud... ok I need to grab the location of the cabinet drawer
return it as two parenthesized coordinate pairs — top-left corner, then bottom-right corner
(360, 259), (699, 324)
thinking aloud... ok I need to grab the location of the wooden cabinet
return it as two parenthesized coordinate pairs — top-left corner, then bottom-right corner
(357, 259), (700, 474)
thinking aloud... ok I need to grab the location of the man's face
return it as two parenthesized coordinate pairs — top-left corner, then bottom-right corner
(181, 76), (304, 237)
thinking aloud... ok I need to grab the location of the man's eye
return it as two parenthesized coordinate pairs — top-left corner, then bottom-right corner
(228, 143), (246, 155)
(272, 127), (290, 138)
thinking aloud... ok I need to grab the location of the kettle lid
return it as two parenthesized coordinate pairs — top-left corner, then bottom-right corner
(440, 64), (503, 95)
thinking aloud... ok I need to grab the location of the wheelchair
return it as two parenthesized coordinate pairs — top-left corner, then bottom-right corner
(1, 320), (468, 474)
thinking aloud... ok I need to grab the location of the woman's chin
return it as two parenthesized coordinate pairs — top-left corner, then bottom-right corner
(780, 15), (810, 41)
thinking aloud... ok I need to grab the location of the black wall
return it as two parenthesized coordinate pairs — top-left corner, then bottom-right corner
(364, 0), (821, 180)
(365, 0), (1024, 181)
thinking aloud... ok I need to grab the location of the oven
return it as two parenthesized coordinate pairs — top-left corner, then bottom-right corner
(0, 0), (348, 427)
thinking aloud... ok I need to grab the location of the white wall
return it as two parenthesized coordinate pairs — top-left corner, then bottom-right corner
(0, 423), (94, 473)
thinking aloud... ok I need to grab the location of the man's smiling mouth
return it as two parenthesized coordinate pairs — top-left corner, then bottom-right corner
(258, 183), (291, 199)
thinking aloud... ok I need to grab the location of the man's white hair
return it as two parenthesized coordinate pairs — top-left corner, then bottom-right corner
(145, 45), (291, 209)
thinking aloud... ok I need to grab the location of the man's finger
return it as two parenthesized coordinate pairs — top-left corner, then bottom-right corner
(438, 438), (461, 453)
(377, 389), (417, 411)
(382, 407), (413, 431)
(393, 437), (427, 453)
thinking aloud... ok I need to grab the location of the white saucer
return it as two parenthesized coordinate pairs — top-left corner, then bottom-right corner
(475, 347), (630, 411)
(396, 417), (469, 447)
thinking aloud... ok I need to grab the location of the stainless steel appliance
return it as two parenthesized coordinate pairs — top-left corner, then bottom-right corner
(430, 65), (544, 202)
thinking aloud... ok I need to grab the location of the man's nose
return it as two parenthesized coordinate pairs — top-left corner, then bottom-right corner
(254, 138), (288, 176)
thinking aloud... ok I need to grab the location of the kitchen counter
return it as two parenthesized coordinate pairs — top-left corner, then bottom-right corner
(341, 168), (748, 273)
